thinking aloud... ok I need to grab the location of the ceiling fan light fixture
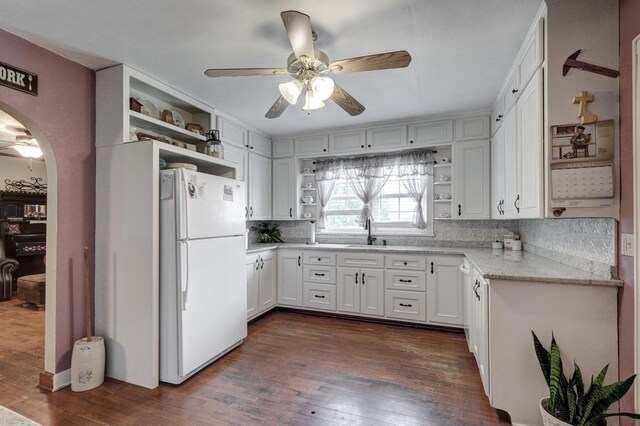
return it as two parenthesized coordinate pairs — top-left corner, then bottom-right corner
(302, 90), (325, 111)
(279, 79), (303, 104)
(310, 76), (334, 101)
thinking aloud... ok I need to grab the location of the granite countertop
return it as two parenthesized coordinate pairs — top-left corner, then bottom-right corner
(246, 243), (622, 287)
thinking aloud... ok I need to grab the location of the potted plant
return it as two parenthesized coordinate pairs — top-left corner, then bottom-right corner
(532, 331), (640, 426)
(251, 222), (284, 243)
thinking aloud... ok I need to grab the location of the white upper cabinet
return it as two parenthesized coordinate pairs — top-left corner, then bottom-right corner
(453, 139), (490, 219)
(502, 108), (518, 219)
(502, 68), (519, 114)
(248, 153), (272, 221)
(516, 68), (544, 218)
(218, 116), (247, 149)
(295, 134), (329, 157)
(455, 116), (490, 141)
(491, 126), (505, 219)
(329, 130), (367, 154)
(408, 120), (454, 147)
(272, 139), (294, 158)
(491, 98), (504, 136)
(517, 17), (544, 92)
(366, 125), (407, 151)
(248, 131), (272, 158)
(272, 158), (296, 220)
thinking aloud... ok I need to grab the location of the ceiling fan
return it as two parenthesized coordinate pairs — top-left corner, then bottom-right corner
(0, 126), (42, 158)
(204, 10), (412, 119)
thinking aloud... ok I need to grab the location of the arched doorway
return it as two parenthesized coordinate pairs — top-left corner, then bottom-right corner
(0, 103), (58, 378)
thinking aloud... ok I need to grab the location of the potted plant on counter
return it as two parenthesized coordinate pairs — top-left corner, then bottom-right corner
(532, 331), (640, 426)
(251, 222), (284, 243)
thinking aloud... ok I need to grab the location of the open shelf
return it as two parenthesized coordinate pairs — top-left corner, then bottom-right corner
(434, 182), (452, 186)
(302, 173), (316, 177)
(130, 111), (207, 143)
(301, 203), (317, 206)
(434, 163), (452, 168)
(301, 188), (317, 191)
(434, 199), (452, 203)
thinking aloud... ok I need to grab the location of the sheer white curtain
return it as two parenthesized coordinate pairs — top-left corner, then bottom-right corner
(397, 150), (434, 229)
(344, 156), (394, 227)
(315, 160), (340, 229)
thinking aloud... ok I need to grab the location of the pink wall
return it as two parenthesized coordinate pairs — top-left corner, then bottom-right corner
(618, 0), (640, 417)
(0, 29), (95, 372)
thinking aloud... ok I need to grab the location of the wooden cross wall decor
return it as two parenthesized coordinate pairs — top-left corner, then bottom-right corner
(572, 91), (597, 124)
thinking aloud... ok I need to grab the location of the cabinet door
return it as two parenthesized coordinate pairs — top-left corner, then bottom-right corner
(218, 116), (247, 149)
(249, 131), (272, 158)
(360, 269), (384, 316)
(502, 108), (518, 218)
(491, 127), (505, 219)
(277, 251), (302, 307)
(455, 116), (490, 141)
(477, 278), (490, 396)
(246, 255), (259, 319)
(491, 99), (503, 136)
(517, 69), (543, 218)
(426, 256), (463, 326)
(329, 130), (367, 154)
(517, 17), (544, 92)
(366, 125), (407, 151)
(453, 139), (490, 219)
(225, 144), (249, 217)
(407, 120), (453, 147)
(337, 267), (360, 313)
(258, 251), (276, 313)
(248, 153), (272, 220)
(272, 139), (294, 158)
(272, 158), (295, 220)
(295, 135), (329, 157)
(502, 68), (519, 114)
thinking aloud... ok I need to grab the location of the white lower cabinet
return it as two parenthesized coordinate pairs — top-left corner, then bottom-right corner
(470, 267), (489, 396)
(277, 250), (303, 307)
(426, 255), (464, 326)
(385, 290), (426, 322)
(246, 251), (276, 320)
(303, 283), (336, 311)
(337, 267), (384, 316)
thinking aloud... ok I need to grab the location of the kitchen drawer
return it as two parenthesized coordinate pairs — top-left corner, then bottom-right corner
(385, 290), (426, 322)
(304, 265), (336, 284)
(384, 254), (426, 270)
(303, 282), (336, 311)
(304, 251), (336, 266)
(337, 252), (384, 269)
(385, 270), (426, 291)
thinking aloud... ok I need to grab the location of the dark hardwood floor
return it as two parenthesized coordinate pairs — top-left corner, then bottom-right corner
(0, 301), (507, 425)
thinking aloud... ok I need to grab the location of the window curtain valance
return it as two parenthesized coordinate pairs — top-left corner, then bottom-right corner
(315, 149), (435, 229)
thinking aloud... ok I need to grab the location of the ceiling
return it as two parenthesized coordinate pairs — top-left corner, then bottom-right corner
(0, 0), (542, 137)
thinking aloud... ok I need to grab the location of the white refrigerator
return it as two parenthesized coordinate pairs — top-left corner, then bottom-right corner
(159, 168), (247, 384)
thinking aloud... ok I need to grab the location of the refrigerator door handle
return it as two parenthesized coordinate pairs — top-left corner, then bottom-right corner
(182, 241), (191, 310)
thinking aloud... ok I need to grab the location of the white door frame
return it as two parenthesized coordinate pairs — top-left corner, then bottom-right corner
(633, 33), (640, 412)
(0, 102), (58, 375)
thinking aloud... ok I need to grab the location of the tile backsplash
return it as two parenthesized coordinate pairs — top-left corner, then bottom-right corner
(248, 217), (618, 278)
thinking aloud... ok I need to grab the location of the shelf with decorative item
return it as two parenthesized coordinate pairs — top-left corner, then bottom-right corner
(130, 111), (206, 143)
(434, 200), (452, 203)
(301, 172), (316, 177)
(301, 203), (317, 206)
(433, 163), (452, 168)
(301, 187), (317, 191)
(433, 182), (452, 186)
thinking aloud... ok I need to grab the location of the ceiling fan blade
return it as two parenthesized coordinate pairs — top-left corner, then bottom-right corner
(330, 84), (365, 116)
(265, 96), (290, 119)
(330, 50), (412, 74)
(281, 10), (315, 61)
(204, 68), (287, 78)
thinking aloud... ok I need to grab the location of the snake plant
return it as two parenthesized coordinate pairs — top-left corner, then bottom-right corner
(532, 331), (640, 426)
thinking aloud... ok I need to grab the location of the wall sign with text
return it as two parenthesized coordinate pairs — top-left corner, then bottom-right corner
(0, 61), (38, 96)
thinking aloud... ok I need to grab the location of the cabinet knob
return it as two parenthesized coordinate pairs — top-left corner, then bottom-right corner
(317, 257), (321, 261)
(368, 144), (371, 148)
(361, 145), (364, 148)
(323, 148), (327, 152)
(403, 261), (407, 266)
(409, 140), (414, 144)
(512, 89), (518, 94)
(496, 115), (503, 122)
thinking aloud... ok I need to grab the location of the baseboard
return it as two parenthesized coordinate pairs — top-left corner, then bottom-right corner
(38, 368), (71, 392)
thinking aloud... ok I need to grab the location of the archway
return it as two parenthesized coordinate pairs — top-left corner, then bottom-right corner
(0, 102), (58, 377)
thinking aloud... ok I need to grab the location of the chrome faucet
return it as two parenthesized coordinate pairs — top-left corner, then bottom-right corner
(366, 218), (377, 245)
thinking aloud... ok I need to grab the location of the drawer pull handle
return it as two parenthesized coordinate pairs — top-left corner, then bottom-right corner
(355, 273), (358, 284)
(398, 279), (413, 283)
(314, 295), (326, 299)
(430, 262), (434, 274)
(399, 303), (413, 308)
(362, 273), (365, 285)
(298, 256), (301, 267)
(314, 273), (326, 277)
(255, 258), (259, 271)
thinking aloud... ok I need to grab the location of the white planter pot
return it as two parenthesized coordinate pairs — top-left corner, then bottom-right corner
(540, 398), (572, 426)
